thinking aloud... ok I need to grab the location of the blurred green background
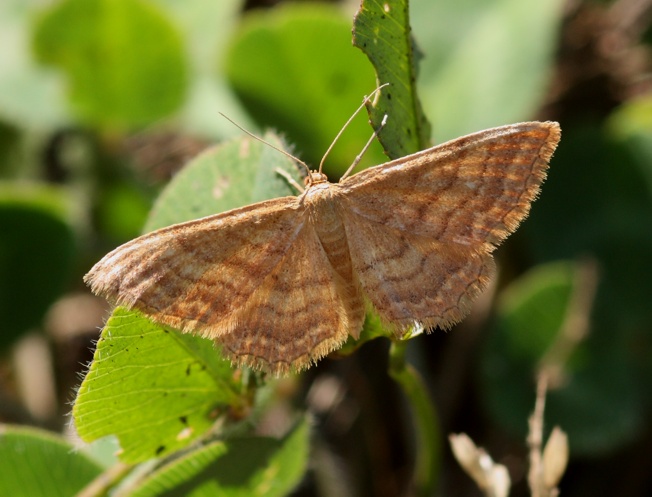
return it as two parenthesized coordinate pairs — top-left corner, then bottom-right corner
(0, 0), (651, 496)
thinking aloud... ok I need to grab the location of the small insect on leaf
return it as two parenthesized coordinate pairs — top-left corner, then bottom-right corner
(86, 112), (560, 376)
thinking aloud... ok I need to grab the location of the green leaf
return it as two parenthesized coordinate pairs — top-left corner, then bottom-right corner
(480, 262), (574, 444)
(480, 261), (644, 455)
(0, 183), (76, 349)
(0, 121), (22, 177)
(411, 0), (564, 141)
(76, 134), (301, 463)
(97, 182), (153, 241)
(0, 425), (104, 497)
(608, 95), (652, 193)
(73, 307), (245, 464)
(494, 262), (575, 362)
(524, 123), (652, 322)
(32, 0), (187, 130)
(145, 132), (300, 231)
(518, 121), (652, 452)
(338, 312), (392, 357)
(0, 0), (70, 127)
(129, 418), (310, 497)
(353, 0), (432, 157)
(223, 3), (383, 174)
(152, 0), (240, 70)
(149, 0), (247, 138)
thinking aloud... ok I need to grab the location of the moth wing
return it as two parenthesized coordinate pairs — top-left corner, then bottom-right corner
(339, 206), (494, 331)
(86, 195), (364, 374)
(85, 197), (304, 336)
(219, 219), (365, 375)
(341, 121), (560, 251)
(338, 121), (559, 331)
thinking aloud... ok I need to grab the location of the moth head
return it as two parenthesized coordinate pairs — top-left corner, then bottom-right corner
(305, 171), (329, 187)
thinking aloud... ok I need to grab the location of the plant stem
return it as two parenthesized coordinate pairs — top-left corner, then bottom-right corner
(388, 340), (441, 497)
(75, 462), (132, 497)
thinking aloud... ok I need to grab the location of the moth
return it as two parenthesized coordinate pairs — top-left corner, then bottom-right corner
(85, 120), (560, 375)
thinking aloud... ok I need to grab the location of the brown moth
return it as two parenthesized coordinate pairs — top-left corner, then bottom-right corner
(85, 121), (560, 376)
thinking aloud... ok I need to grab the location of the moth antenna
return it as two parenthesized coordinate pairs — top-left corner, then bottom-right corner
(274, 167), (305, 194)
(318, 83), (390, 175)
(218, 113), (311, 178)
(340, 114), (388, 181)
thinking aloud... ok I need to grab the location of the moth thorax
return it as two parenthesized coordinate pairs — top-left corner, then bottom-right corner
(305, 171), (329, 186)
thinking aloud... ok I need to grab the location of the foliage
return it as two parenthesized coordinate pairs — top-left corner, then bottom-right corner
(0, 425), (104, 497)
